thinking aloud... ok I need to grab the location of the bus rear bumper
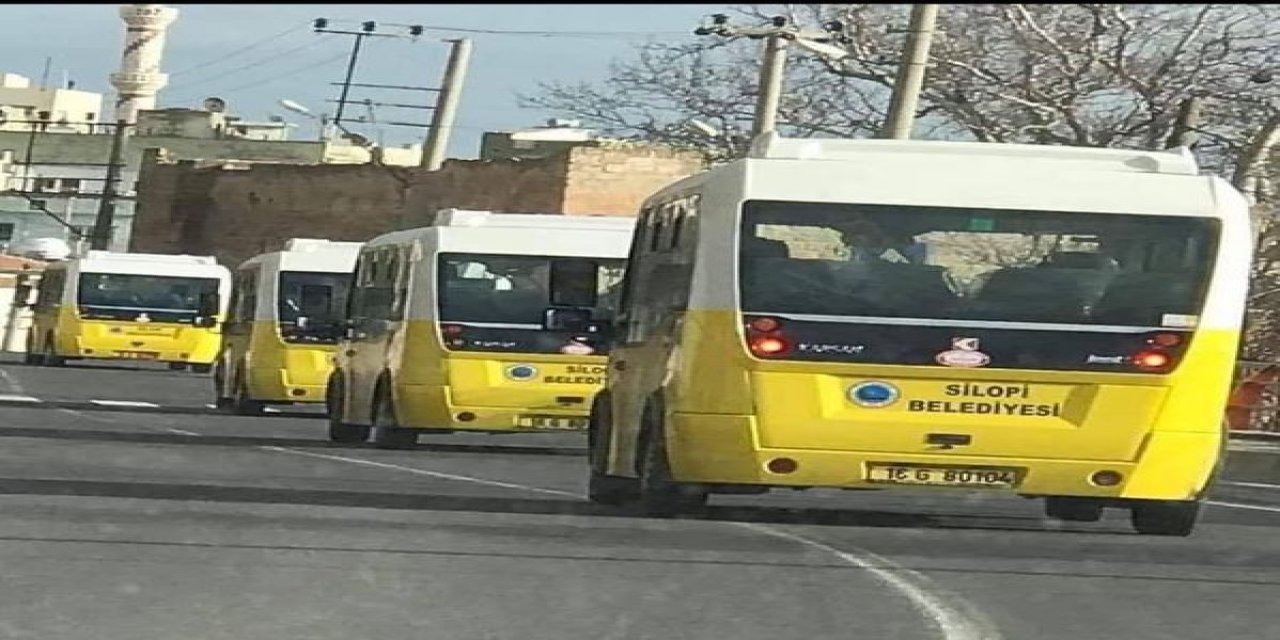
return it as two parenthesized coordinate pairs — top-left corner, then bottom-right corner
(397, 384), (591, 433)
(666, 414), (1221, 502)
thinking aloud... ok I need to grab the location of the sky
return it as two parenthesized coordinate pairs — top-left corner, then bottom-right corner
(0, 3), (728, 159)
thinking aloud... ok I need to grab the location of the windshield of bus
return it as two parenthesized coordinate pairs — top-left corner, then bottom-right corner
(77, 273), (221, 323)
(278, 271), (352, 344)
(739, 200), (1219, 328)
(437, 253), (626, 354)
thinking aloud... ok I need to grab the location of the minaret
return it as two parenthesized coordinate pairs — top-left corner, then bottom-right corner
(108, 4), (178, 124)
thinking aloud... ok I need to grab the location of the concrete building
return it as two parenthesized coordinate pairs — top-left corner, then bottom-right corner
(480, 118), (603, 162)
(0, 74), (104, 135)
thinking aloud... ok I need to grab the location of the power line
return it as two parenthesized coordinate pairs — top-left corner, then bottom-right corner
(165, 34), (337, 95)
(333, 20), (686, 39)
(210, 50), (351, 96)
(167, 22), (310, 77)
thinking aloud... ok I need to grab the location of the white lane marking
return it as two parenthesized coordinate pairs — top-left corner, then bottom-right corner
(263, 446), (997, 639)
(1209, 500), (1280, 514)
(1225, 481), (1280, 491)
(262, 447), (577, 498)
(167, 428), (200, 436)
(738, 523), (1001, 640)
(0, 393), (41, 403)
(0, 368), (26, 393)
(90, 400), (161, 408)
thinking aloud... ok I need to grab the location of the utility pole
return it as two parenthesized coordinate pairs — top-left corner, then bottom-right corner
(753, 36), (788, 136)
(90, 120), (130, 251)
(1165, 95), (1204, 149)
(695, 15), (845, 139)
(421, 38), (473, 170)
(313, 19), (426, 129)
(880, 3), (940, 140)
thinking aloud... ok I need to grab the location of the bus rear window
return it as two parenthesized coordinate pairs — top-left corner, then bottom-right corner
(437, 253), (626, 326)
(739, 200), (1220, 327)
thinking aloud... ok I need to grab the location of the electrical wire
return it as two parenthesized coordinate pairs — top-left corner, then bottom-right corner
(165, 34), (337, 95)
(212, 50), (351, 96)
(329, 19), (687, 39)
(167, 22), (311, 77)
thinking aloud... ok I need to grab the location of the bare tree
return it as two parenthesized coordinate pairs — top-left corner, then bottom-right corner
(522, 4), (1279, 169)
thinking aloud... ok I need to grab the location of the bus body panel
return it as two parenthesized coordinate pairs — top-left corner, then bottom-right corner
(32, 252), (231, 366)
(389, 321), (611, 432)
(241, 320), (336, 402)
(222, 240), (360, 405)
(602, 138), (1250, 509)
(336, 213), (633, 434)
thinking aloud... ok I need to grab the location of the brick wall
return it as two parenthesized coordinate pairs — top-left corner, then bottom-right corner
(132, 142), (705, 268)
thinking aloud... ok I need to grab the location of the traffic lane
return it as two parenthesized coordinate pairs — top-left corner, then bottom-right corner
(0, 416), (941, 640)
(0, 494), (943, 640)
(0, 357), (212, 403)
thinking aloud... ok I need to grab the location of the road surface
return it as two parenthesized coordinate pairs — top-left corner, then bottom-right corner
(0, 357), (1277, 640)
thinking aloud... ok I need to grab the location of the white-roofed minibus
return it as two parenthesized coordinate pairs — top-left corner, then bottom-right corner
(326, 209), (634, 448)
(214, 238), (362, 415)
(26, 251), (231, 371)
(587, 133), (1251, 536)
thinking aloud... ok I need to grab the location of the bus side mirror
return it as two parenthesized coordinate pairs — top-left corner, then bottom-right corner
(342, 317), (359, 340)
(196, 292), (220, 327)
(544, 307), (594, 331)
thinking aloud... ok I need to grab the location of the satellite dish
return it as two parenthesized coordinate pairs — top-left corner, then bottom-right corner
(202, 97), (227, 113)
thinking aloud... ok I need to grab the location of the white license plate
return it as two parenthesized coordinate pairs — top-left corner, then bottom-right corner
(865, 464), (1019, 489)
(517, 416), (588, 430)
(115, 351), (159, 360)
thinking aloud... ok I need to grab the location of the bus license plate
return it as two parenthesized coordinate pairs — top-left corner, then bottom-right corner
(865, 464), (1018, 489)
(116, 351), (159, 360)
(518, 416), (588, 430)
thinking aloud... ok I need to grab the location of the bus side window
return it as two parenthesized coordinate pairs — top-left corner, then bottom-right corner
(617, 205), (658, 344)
(348, 251), (376, 323)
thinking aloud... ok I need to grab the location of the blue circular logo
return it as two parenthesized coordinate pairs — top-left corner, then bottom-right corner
(506, 364), (538, 381)
(848, 381), (900, 408)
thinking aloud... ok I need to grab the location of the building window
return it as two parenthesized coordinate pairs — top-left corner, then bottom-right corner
(28, 199), (47, 210)
(0, 223), (14, 243)
(60, 179), (81, 193)
(35, 178), (57, 192)
(86, 112), (96, 121)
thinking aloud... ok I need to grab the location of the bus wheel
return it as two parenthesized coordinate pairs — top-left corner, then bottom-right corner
(41, 340), (65, 367)
(370, 386), (417, 450)
(325, 378), (369, 444)
(636, 420), (707, 516)
(232, 379), (266, 416)
(586, 397), (639, 506)
(1044, 497), (1104, 522)
(1130, 500), (1200, 537)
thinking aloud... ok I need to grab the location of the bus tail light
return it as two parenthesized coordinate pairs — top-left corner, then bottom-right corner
(441, 324), (464, 336)
(749, 316), (782, 333)
(750, 335), (791, 356)
(1146, 333), (1182, 347)
(1132, 350), (1172, 371)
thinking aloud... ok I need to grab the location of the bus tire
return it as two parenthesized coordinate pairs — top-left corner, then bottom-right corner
(41, 338), (65, 367)
(1044, 497), (1104, 522)
(325, 377), (369, 444)
(232, 377), (266, 416)
(370, 384), (417, 450)
(1130, 500), (1200, 537)
(586, 394), (639, 505)
(635, 413), (707, 516)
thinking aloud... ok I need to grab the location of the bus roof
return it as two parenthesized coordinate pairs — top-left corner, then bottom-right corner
(745, 132), (1200, 176)
(364, 211), (636, 259)
(433, 209), (637, 232)
(68, 251), (230, 278)
(239, 238), (364, 273)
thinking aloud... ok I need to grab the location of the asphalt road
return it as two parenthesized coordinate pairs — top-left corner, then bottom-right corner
(0, 356), (1278, 640)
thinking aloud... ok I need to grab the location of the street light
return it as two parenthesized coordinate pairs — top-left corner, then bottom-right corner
(788, 36), (850, 61)
(278, 98), (332, 142)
